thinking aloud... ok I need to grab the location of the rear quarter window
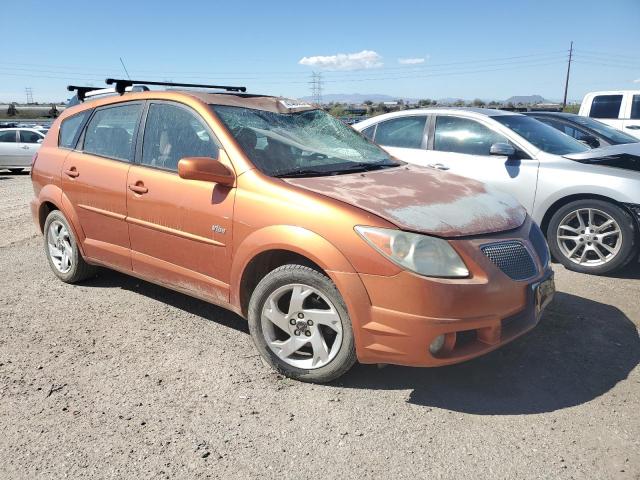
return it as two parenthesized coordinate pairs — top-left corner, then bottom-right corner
(59, 111), (91, 149)
(589, 95), (623, 119)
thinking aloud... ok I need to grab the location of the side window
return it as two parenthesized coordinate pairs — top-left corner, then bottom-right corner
(59, 111), (90, 149)
(83, 104), (142, 161)
(19, 130), (43, 143)
(141, 103), (219, 171)
(374, 116), (426, 148)
(589, 95), (623, 119)
(631, 95), (640, 120)
(434, 116), (509, 156)
(0, 130), (16, 143)
(361, 125), (376, 140)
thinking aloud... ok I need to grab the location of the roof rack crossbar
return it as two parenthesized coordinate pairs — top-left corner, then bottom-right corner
(67, 85), (102, 102)
(105, 78), (247, 95)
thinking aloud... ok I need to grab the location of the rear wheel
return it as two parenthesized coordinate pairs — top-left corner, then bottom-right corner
(547, 199), (637, 275)
(43, 210), (97, 283)
(248, 264), (356, 383)
(8, 168), (23, 174)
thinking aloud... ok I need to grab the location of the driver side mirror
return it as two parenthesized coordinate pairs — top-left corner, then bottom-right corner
(178, 156), (235, 186)
(37, 139), (43, 144)
(490, 142), (516, 157)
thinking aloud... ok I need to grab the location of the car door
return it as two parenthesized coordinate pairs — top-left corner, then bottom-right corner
(0, 130), (21, 168)
(17, 130), (44, 167)
(126, 101), (235, 304)
(369, 115), (430, 164)
(424, 115), (539, 212)
(622, 94), (640, 139)
(62, 102), (143, 271)
(588, 94), (625, 131)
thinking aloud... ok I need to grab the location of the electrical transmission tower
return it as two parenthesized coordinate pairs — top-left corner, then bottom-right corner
(25, 87), (34, 104)
(309, 72), (323, 105)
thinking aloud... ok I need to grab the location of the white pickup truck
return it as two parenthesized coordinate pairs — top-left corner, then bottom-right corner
(579, 90), (640, 139)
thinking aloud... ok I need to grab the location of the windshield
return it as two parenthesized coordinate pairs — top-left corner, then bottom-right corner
(211, 105), (397, 177)
(568, 115), (638, 144)
(493, 115), (589, 155)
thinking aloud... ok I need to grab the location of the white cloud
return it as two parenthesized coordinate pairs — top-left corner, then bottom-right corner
(398, 57), (426, 65)
(299, 50), (383, 71)
(634, 78), (640, 83)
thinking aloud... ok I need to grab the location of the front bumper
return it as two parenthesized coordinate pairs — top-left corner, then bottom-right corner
(339, 218), (555, 367)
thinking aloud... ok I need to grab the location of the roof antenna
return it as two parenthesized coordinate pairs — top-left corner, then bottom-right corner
(119, 57), (131, 80)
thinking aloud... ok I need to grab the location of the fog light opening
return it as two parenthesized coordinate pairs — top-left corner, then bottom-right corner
(429, 334), (446, 355)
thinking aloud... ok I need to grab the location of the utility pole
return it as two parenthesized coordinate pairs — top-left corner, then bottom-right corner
(25, 87), (34, 104)
(309, 72), (323, 105)
(562, 41), (573, 110)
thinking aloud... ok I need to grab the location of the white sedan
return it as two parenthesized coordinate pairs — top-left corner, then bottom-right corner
(0, 128), (45, 173)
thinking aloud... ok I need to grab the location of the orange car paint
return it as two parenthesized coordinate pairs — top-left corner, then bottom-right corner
(31, 89), (553, 368)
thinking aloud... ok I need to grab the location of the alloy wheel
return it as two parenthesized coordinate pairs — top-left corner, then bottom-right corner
(47, 220), (73, 273)
(556, 208), (622, 267)
(261, 283), (343, 369)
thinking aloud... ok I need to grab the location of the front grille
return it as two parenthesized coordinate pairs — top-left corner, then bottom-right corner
(481, 241), (537, 280)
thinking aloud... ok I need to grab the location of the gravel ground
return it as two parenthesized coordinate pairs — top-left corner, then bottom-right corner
(1, 172), (639, 479)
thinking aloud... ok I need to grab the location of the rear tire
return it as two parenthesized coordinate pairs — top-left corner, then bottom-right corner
(9, 168), (23, 174)
(43, 210), (97, 283)
(547, 199), (637, 275)
(248, 264), (356, 383)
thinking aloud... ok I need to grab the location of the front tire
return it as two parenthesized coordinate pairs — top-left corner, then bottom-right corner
(43, 210), (97, 283)
(9, 168), (23, 174)
(248, 264), (356, 383)
(547, 199), (637, 275)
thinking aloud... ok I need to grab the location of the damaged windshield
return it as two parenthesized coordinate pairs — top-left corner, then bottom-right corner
(211, 105), (398, 177)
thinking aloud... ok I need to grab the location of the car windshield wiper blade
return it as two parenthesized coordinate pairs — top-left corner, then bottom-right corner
(275, 168), (335, 178)
(275, 161), (397, 178)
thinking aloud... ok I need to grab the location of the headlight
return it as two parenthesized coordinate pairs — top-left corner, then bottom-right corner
(355, 226), (469, 278)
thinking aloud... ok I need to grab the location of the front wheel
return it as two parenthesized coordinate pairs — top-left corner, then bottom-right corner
(547, 199), (637, 275)
(248, 264), (356, 383)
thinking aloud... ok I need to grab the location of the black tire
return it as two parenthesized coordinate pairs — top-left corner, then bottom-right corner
(248, 264), (356, 383)
(9, 168), (23, 174)
(547, 199), (637, 275)
(43, 210), (97, 283)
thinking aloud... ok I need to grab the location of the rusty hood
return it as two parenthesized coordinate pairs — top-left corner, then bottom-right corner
(284, 164), (526, 237)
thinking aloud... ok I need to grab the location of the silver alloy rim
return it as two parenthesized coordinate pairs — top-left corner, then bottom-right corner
(47, 220), (73, 273)
(261, 283), (343, 370)
(557, 208), (622, 267)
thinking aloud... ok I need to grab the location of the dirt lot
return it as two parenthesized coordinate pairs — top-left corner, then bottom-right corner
(1, 172), (639, 479)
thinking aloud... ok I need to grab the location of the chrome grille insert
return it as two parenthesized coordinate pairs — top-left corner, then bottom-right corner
(481, 241), (537, 281)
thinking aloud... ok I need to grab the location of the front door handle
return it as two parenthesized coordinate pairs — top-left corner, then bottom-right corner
(21, 145), (30, 150)
(128, 183), (148, 194)
(428, 163), (450, 171)
(625, 125), (640, 130)
(63, 167), (79, 178)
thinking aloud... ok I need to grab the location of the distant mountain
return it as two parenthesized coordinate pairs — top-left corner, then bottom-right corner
(504, 95), (548, 105)
(301, 93), (417, 104)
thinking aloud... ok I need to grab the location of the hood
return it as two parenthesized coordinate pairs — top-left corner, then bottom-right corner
(564, 143), (640, 172)
(284, 164), (526, 237)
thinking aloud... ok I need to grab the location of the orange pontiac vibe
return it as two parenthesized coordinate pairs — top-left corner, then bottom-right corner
(30, 79), (554, 383)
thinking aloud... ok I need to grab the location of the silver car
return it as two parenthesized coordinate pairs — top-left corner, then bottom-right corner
(0, 128), (44, 173)
(354, 108), (640, 275)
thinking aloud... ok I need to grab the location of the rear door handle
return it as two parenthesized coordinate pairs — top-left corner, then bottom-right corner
(63, 167), (79, 178)
(625, 125), (640, 130)
(128, 183), (148, 194)
(428, 163), (450, 170)
(21, 145), (30, 150)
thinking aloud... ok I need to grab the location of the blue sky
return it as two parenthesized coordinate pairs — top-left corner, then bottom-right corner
(2, 0), (639, 103)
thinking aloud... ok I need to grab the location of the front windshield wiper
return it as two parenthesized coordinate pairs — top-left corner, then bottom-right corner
(275, 162), (397, 178)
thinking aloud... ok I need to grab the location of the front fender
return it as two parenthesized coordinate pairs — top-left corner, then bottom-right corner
(230, 225), (357, 306)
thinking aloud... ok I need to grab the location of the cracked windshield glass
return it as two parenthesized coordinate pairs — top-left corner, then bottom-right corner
(211, 105), (398, 177)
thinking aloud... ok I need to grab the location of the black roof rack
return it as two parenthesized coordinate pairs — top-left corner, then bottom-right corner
(67, 85), (102, 102)
(105, 78), (247, 95)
